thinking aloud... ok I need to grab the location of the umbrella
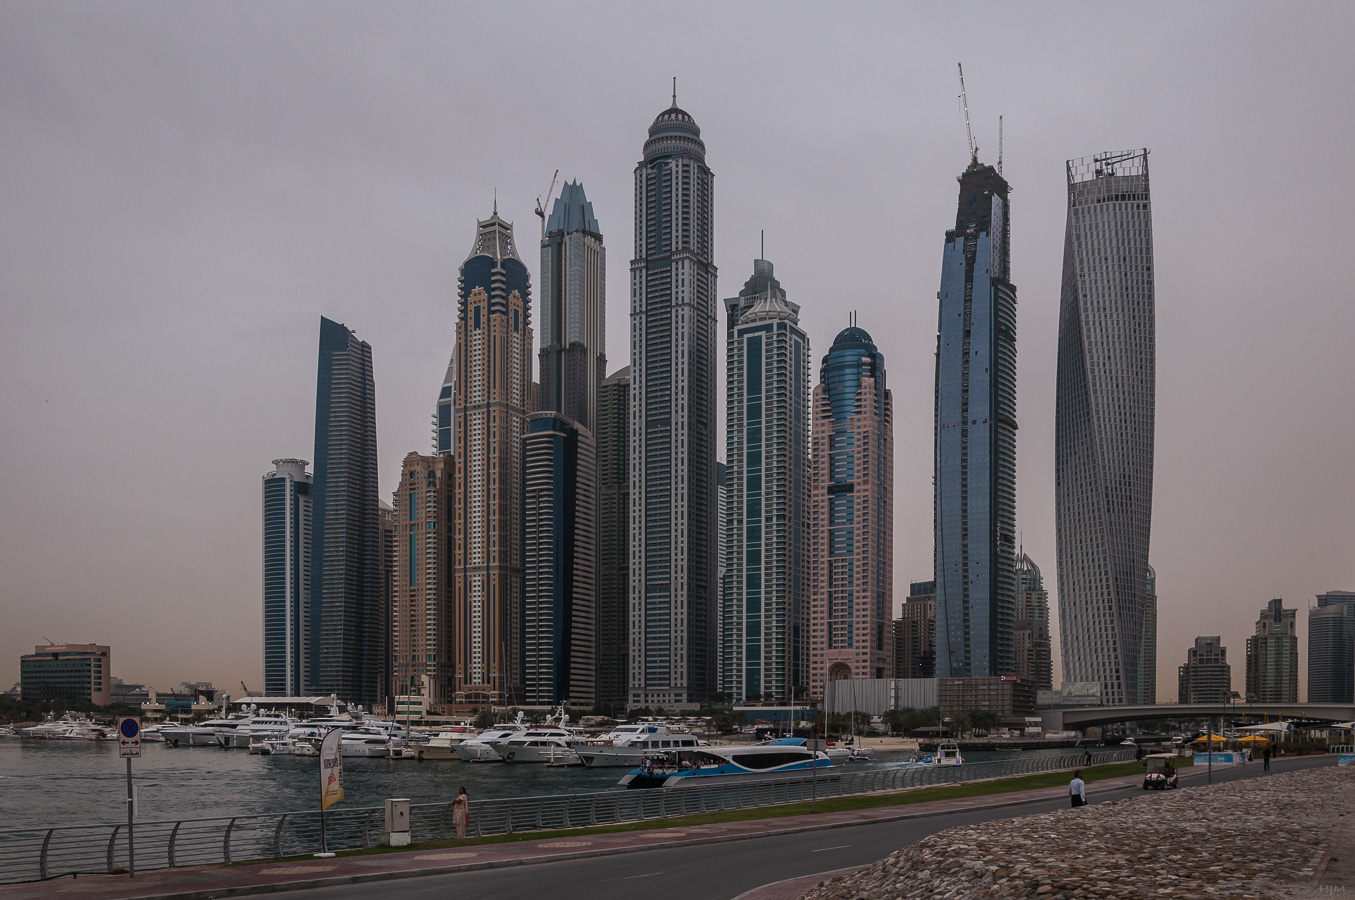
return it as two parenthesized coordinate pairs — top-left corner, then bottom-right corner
(1237, 735), (1271, 743)
(1191, 734), (1226, 743)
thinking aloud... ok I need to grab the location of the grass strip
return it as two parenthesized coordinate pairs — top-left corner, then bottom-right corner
(248, 757), (1190, 864)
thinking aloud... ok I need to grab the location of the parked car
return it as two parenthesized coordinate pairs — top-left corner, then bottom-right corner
(1143, 765), (1179, 790)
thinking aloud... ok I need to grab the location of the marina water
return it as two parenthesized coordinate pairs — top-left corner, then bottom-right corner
(0, 739), (1069, 830)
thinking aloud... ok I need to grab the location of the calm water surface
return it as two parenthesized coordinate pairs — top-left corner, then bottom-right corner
(0, 738), (1058, 830)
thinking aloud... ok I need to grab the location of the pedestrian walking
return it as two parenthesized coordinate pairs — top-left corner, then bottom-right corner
(1069, 770), (1087, 808)
(453, 785), (469, 839)
(1084, 746), (1093, 763)
(1263, 746), (1272, 771)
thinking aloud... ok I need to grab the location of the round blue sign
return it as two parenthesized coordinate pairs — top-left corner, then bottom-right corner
(119, 718), (140, 739)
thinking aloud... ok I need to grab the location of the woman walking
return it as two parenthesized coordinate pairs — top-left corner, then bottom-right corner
(453, 786), (469, 839)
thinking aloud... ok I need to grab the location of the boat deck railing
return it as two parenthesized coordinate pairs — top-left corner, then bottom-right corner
(0, 749), (1131, 884)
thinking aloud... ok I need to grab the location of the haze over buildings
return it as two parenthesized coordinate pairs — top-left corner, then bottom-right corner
(2, 7), (1352, 699)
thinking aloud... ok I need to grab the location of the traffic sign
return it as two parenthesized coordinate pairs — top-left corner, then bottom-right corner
(117, 716), (142, 758)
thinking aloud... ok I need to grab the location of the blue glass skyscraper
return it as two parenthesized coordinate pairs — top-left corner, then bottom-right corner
(934, 155), (1018, 679)
(313, 316), (382, 706)
(263, 458), (312, 696)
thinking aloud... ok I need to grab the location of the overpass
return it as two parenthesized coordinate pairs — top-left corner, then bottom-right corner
(1039, 702), (1355, 733)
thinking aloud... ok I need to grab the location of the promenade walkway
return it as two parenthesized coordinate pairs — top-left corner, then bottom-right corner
(0, 758), (1320, 900)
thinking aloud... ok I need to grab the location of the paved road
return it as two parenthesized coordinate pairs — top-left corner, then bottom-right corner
(291, 756), (1332, 900)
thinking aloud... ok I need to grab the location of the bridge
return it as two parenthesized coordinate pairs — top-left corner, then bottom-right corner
(1039, 702), (1355, 733)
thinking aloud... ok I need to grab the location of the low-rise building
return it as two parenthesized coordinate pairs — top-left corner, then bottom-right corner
(938, 676), (1034, 719)
(20, 643), (112, 706)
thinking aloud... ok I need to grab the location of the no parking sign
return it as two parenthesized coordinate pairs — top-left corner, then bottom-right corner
(117, 716), (141, 758)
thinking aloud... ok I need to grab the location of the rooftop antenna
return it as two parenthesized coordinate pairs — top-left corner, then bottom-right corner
(760, 229), (764, 260)
(957, 62), (978, 167)
(534, 168), (560, 239)
(492, 187), (497, 216)
(998, 115), (1004, 176)
(672, 76), (677, 108)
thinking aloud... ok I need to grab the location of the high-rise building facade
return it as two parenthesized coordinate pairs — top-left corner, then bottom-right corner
(722, 258), (810, 703)
(1309, 591), (1355, 703)
(808, 324), (893, 700)
(453, 210), (532, 706)
(716, 460), (728, 693)
(1139, 565), (1158, 705)
(538, 181), (606, 435)
(1245, 598), (1298, 704)
(629, 95), (719, 707)
(523, 413), (597, 707)
(313, 316), (383, 706)
(1054, 150), (1156, 706)
(263, 458), (312, 696)
(894, 581), (936, 680)
(1013, 551), (1053, 693)
(934, 156), (1017, 679)
(594, 366), (631, 711)
(390, 453), (454, 708)
(1178, 635), (1230, 704)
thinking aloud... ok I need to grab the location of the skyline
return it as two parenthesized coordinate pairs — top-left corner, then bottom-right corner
(2, 4), (1353, 701)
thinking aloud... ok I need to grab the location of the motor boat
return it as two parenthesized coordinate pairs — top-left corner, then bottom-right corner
(162, 708), (253, 747)
(21, 714), (112, 741)
(846, 746), (874, 762)
(619, 737), (833, 789)
(934, 743), (964, 766)
(454, 713), (528, 762)
(573, 722), (706, 768)
(340, 726), (415, 758)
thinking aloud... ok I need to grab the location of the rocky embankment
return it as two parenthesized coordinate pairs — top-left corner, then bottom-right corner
(800, 766), (1351, 899)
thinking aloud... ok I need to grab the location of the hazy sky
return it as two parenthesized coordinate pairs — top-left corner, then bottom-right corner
(3, 2), (1352, 702)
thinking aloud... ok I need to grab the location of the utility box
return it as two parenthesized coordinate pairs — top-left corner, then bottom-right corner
(384, 798), (411, 846)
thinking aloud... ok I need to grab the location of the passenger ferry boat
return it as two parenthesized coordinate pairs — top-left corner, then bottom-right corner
(574, 722), (705, 768)
(618, 737), (832, 789)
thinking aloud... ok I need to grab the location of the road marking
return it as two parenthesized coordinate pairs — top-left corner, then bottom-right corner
(813, 845), (850, 852)
(623, 872), (664, 880)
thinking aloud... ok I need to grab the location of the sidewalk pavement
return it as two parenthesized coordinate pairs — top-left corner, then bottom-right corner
(0, 760), (1265, 900)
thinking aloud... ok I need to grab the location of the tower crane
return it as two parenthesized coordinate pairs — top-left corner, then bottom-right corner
(535, 169), (560, 239)
(957, 63), (978, 167)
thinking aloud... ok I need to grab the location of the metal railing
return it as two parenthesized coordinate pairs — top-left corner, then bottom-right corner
(0, 749), (1129, 884)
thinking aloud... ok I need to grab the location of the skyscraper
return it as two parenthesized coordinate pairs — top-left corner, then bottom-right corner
(722, 257), (810, 703)
(1139, 565), (1158, 705)
(1013, 552), (1052, 693)
(453, 210), (532, 706)
(522, 413), (597, 706)
(629, 93), (718, 707)
(1245, 598), (1298, 704)
(313, 317), (382, 706)
(934, 153), (1017, 679)
(1178, 635), (1230, 704)
(1309, 591), (1355, 703)
(808, 324), (893, 700)
(538, 181), (606, 435)
(1054, 150), (1156, 706)
(263, 458), (312, 697)
(595, 366), (631, 711)
(390, 452), (454, 709)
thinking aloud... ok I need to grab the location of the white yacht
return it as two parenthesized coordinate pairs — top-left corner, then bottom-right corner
(574, 723), (705, 768)
(162, 709), (253, 747)
(454, 713), (528, 762)
(491, 726), (581, 765)
(340, 726), (415, 758)
(215, 712), (295, 749)
(22, 714), (112, 741)
(417, 725), (478, 760)
(934, 743), (963, 766)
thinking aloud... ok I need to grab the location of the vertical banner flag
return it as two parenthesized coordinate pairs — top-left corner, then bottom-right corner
(320, 728), (345, 810)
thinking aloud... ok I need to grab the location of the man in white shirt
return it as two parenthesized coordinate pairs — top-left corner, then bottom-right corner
(1069, 770), (1087, 807)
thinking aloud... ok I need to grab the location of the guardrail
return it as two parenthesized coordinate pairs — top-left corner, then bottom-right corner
(0, 749), (1130, 884)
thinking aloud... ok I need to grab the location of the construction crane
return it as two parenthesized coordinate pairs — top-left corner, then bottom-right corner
(535, 169), (560, 239)
(957, 62), (978, 167)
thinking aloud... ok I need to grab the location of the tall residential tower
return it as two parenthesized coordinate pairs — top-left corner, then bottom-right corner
(934, 155), (1017, 678)
(808, 324), (893, 700)
(263, 458), (312, 696)
(453, 210), (532, 706)
(629, 94), (719, 707)
(723, 257), (810, 703)
(1054, 150), (1156, 706)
